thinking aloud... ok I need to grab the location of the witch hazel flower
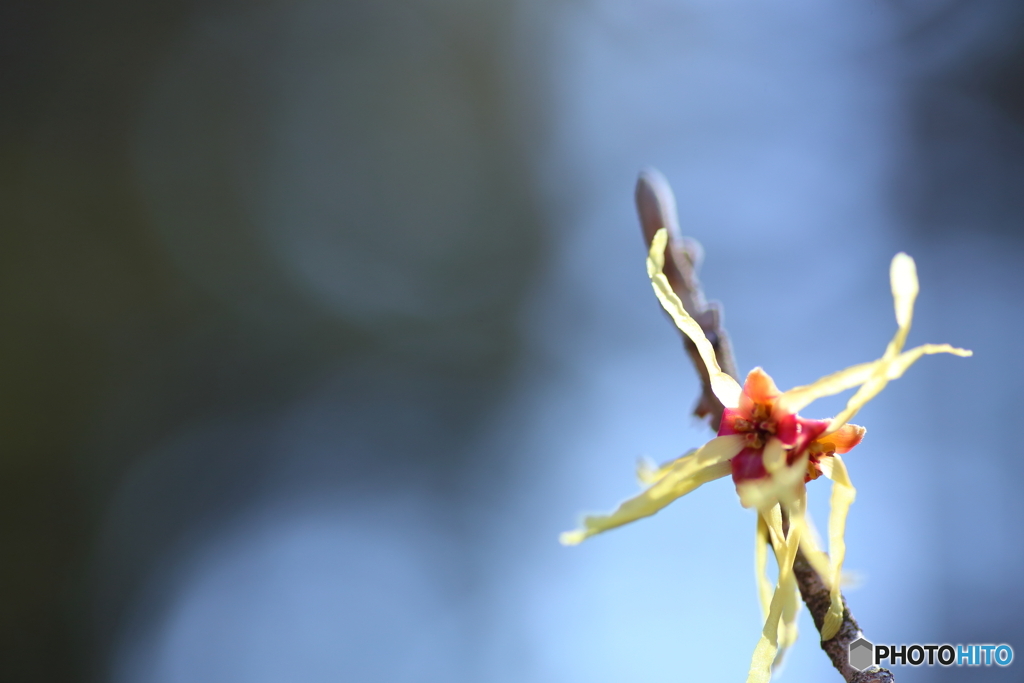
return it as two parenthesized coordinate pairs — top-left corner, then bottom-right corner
(560, 228), (971, 683)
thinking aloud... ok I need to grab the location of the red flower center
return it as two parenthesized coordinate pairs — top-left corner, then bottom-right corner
(720, 402), (831, 484)
(730, 446), (768, 482)
(722, 402), (777, 450)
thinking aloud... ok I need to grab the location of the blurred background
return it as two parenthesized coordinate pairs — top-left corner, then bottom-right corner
(2, 0), (1023, 682)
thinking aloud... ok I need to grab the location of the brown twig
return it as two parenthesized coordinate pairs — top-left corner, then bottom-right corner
(635, 170), (738, 431)
(792, 554), (894, 683)
(634, 169), (893, 683)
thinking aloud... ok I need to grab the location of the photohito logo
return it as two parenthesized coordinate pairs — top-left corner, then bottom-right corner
(848, 637), (1014, 671)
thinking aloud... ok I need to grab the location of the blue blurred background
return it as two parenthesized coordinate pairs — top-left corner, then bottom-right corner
(3, 1), (1023, 682)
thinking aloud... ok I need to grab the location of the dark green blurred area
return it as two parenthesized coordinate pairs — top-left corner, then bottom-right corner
(5, 1), (1024, 682)
(1, 2), (545, 681)
(2, 4), (200, 680)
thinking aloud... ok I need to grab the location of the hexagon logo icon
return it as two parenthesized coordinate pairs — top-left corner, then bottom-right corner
(849, 637), (874, 671)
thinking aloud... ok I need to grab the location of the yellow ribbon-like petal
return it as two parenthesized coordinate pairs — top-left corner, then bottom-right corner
(775, 360), (879, 416)
(776, 502), (809, 667)
(635, 436), (741, 488)
(755, 514), (773, 621)
(778, 252), (969, 426)
(826, 343), (971, 434)
(636, 448), (698, 485)
(559, 435), (744, 545)
(647, 228), (742, 409)
(746, 500), (803, 683)
(747, 590), (784, 683)
(762, 504), (786, 551)
(886, 252), (918, 359)
(755, 501), (822, 672)
(793, 512), (833, 592)
(774, 569), (801, 669)
(819, 454), (856, 641)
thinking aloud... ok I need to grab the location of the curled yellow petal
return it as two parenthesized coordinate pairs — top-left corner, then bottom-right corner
(559, 461), (731, 545)
(636, 448), (698, 485)
(747, 601), (783, 683)
(746, 501), (803, 683)
(826, 343), (972, 434)
(779, 252), (969, 421)
(761, 504), (785, 564)
(819, 454), (856, 641)
(793, 513), (833, 592)
(776, 360), (878, 416)
(638, 435), (742, 487)
(647, 228), (742, 408)
(760, 502), (791, 606)
(775, 570), (801, 668)
(773, 498), (810, 669)
(559, 435), (743, 545)
(636, 456), (660, 485)
(886, 252), (918, 359)
(755, 514), (773, 621)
